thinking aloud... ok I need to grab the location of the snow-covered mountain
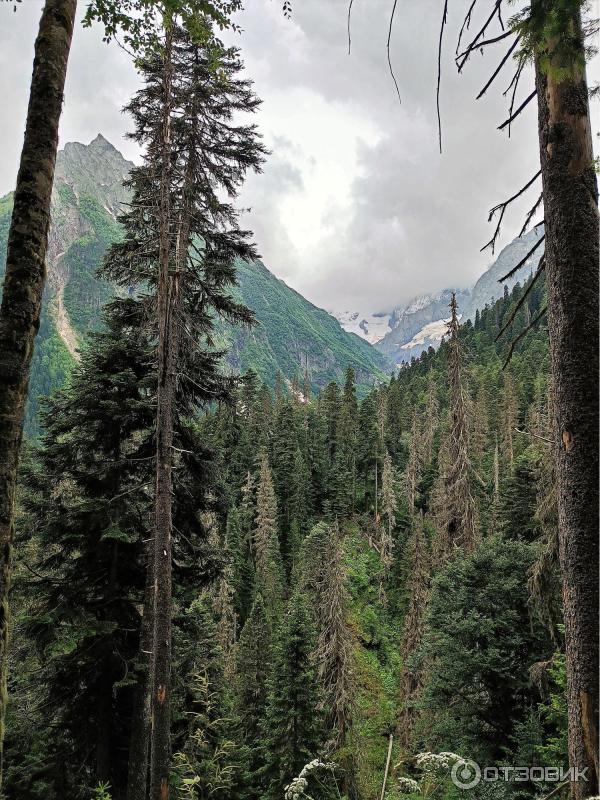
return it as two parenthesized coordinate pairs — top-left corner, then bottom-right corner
(332, 227), (544, 366)
(332, 310), (392, 344)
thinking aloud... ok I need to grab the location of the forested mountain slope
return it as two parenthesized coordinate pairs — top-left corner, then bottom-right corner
(7, 272), (564, 800)
(0, 137), (390, 433)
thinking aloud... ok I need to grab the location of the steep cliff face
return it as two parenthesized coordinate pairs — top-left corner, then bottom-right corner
(0, 136), (390, 432)
(46, 134), (132, 350)
(0, 135), (131, 430)
(463, 226), (542, 320)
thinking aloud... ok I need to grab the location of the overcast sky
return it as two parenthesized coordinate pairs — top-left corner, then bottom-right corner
(1, 0), (598, 313)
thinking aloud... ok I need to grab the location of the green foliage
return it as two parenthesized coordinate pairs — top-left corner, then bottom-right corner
(7, 259), (559, 799)
(261, 592), (324, 800)
(535, 653), (568, 768)
(418, 535), (553, 763)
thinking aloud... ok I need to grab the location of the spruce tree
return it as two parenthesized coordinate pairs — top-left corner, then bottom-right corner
(262, 592), (324, 800)
(235, 595), (272, 798)
(253, 451), (284, 617)
(397, 515), (430, 748)
(435, 294), (477, 557)
(314, 522), (354, 750)
(378, 451), (397, 602)
(102, 24), (266, 793)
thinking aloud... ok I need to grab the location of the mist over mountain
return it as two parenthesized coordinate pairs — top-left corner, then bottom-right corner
(0, 136), (391, 433)
(333, 227), (543, 365)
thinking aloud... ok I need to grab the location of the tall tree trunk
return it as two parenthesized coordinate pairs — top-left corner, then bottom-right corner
(150, 24), (175, 800)
(127, 547), (154, 800)
(0, 0), (77, 781)
(534, 7), (599, 798)
(150, 27), (199, 798)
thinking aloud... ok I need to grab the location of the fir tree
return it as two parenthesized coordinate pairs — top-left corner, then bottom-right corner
(235, 595), (272, 798)
(262, 592), (324, 800)
(435, 294), (477, 558)
(378, 451), (396, 593)
(253, 450), (284, 616)
(397, 514), (430, 748)
(314, 522), (354, 750)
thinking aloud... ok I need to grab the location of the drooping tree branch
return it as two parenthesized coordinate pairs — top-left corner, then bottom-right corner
(347, 0), (355, 54)
(498, 233), (544, 282)
(495, 256), (545, 342)
(481, 169), (542, 252)
(498, 88), (537, 130)
(502, 306), (547, 369)
(387, 0), (402, 102)
(437, 0), (449, 153)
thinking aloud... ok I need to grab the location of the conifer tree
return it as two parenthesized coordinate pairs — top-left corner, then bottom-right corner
(501, 373), (519, 470)
(14, 296), (225, 798)
(314, 522), (354, 750)
(404, 412), (422, 514)
(253, 451), (284, 617)
(235, 595), (271, 798)
(289, 446), (312, 557)
(71, 17), (264, 796)
(397, 514), (430, 748)
(253, 450), (279, 571)
(436, 294), (477, 557)
(379, 452), (396, 588)
(226, 506), (254, 627)
(262, 592), (324, 800)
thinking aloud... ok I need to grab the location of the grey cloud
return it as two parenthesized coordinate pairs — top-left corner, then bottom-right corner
(1, 0), (597, 315)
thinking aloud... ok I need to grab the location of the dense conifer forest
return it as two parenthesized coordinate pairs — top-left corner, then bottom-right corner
(6, 273), (566, 800)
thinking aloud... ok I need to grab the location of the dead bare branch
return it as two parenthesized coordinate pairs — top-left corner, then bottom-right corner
(502, 306), (547, 369)
(347, 0), (355, 54)
(456, 0), (503, 72)
(498, 233), (544, 282)
(456, 0), (478, 56)
(498, 88), (537, 130)
(518, 192), (544, 237)
(495, 256), (545, 341)
(481, 169), (542, 253)
(476, 34), (521, 99)
(437, 0), (449, 153)
(387, 0), (402, 102)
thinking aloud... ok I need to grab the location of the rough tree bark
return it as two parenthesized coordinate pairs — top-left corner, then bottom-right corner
(127, 545), (154, 800)
(0, 0), (77, 781)
(534, 6), (599, 797)
(150, 23), (175, 800)
(150, 26), (198, 798)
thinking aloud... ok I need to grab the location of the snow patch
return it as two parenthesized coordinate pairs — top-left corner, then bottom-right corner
(331, 310), (392, 344)
(399, 314), (462, 350)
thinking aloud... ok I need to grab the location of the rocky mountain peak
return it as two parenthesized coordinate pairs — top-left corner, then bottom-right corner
(54, 135), (134, 217)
